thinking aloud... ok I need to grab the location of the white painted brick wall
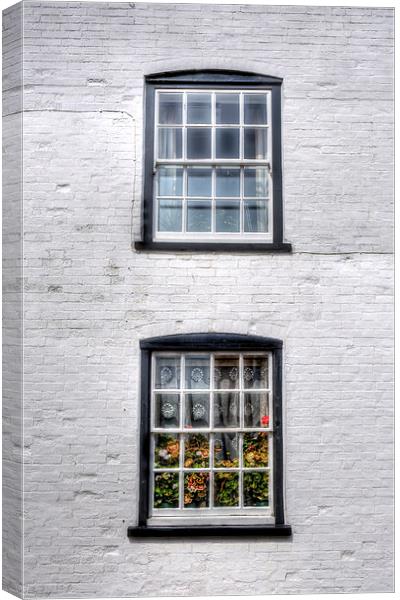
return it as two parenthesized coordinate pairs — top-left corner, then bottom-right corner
(2, 1), (394, 597)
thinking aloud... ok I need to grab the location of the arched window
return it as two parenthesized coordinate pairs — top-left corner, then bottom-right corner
(135, 70), (291, 253)
(128, 333), (291, 537)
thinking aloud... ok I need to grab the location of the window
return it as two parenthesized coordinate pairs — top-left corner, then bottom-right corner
(128, 333), (291, 537)
(135, 71), (292, 253)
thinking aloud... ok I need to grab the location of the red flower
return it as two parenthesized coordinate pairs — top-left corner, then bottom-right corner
(261, 415), (270, 426)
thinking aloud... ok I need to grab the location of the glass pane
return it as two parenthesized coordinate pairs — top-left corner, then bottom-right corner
(157, 167), (183, 197)
(214, 355), (240, 389)
(243, 471), (269, 507)
(187, 128), (211, 159)
(244, 167), (269, 197)
(187, 93), (211, 124)
(214, 472), (239, 507)
(244, 200), (268, 233)
(158, 199), (182, 232)
(216, 128), (240, 159)
(244, 128), (268, 160)
(155, 355), (181, 389)
(184, 433), (209, 468)
(158, 93), (183, 125)
(158, 128), (182, 159)
(244, 93), (267, 124)
(244, 392), (270, 428)
(216, 200), (240, 233)
(214, 433), (239, 468)
(243, 432), (269, 467)
(154, 472), (179, 508)
(214, 393), (240, 428)
(187, 167), (212, 197)
(185, 356), (210, 389)
(185, 394), (210, 428)
(184, 472), (210, 508)
(154, 393), (180, 428)
(216, 93), (240, 124)
(243, 356), (268, 389)
(187, 200), (212, 233)
(216, 168), (240, 197)
(154, 434), (180, 468)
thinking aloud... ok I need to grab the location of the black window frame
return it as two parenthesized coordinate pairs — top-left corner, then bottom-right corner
(128, 333), (292, 538)
(134, 70), (292, 253)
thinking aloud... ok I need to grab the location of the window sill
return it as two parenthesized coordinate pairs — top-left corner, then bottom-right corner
(127, 524), (292, 537)
(133, 241), (292, 253)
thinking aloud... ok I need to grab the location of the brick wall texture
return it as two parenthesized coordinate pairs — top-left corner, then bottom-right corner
(2, 1), (394, 597)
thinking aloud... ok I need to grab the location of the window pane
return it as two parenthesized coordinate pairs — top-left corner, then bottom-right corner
(243, 356), (268, 389)
(214, 433), (239, 468)
(154, 472), (179, 508)
(185, 394), (210, 428)
(243, 432), (269, 467)
(244, 392), (269, 428)
(187, 200), (212, 233)
(187, 128), (211, 159)
(216, 168), (240, 197)
(214, 472), (239, 507)
(244, 200), (268, 233)
(158, 128), (182, 159)
(244, 128), (268, 160)
(184, 472), (210, 508)
(157, 167), (183, 197)
(216, 93), (240, 124)
(158, 93), (183, 125)
(158, 199), (182, 232)
(184, 433), (209, 468)
(154, 393), (180, 428)
(216, 200), (240, 233)
(244, 93), (267, 124)
(216, 128), (240, 159)
(185, 356), (210, 389)
(244, 167), (269, 197)
(243, 471), (269, 507)
(155, 355), (181, 389)
(187, 167), (212, 197)
(214, 355), (239, 389)
(214, 393), (240, 428)
(154, 434), (180, 468)
(187, 93), (211, 124)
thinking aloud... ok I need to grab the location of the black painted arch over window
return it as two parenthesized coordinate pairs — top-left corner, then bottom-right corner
(128, 332), (291, 537)
(134, 69), (292, 253)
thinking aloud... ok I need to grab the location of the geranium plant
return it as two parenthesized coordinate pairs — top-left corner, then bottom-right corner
(153, 472), (179, 508)
(184, 433), (209, 468)
(243, 432), (269, 467)
(154, 434), (180, 468)
(184, 472), (209, 508)
(243, 471), (269, 506)
(214, 472), (239, 507)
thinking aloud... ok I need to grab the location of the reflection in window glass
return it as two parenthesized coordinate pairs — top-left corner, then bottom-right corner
(244, 128), (268, 160)
(187, 168), (212, 197)
(216, 200), (240, 232)
(187, 93), (212, 124)
(158, 199), (182, 232)
(244, 200), (268, 233)
(216, 129), (240, 159)
(244, 168), (269, 197)
(158, 128), (182, 159)
(216, 168), (240, 197)
(216, 93), (240, 124)
(187, 128), (212, 159)
(187, 200), (212, 232)
(158, 167), (183, 197)
(244, 93), (267, 124)
(158, 93), (183, 124)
